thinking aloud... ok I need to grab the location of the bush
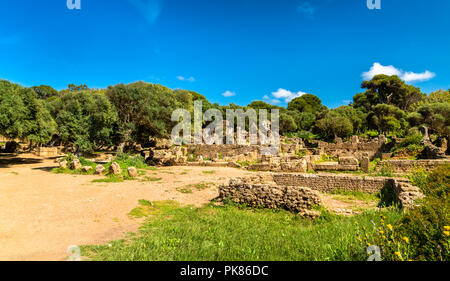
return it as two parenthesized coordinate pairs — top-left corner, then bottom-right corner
(114, 152), (148, 169)
(395, 165), (449, 260)
(420, 164), (450, 198)
(392, 134), (424, 157)
(357, 165), (450, 261)
(398, 197), (449, 261)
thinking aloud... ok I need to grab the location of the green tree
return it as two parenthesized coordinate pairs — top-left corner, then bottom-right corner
(368, 104), (407, 135)
(358, 75), (425, 111)
(287, 94), (326, 115)
(49, 90), (118, 152)
(315, 115), (353, 140)
(0, 80), (56, 145)
(31, 85), (59, 99)
(106, 82), (186, 149)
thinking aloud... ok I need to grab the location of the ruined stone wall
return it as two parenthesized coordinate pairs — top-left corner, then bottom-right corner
(219, 173), (423, 214)
(218, 176), (321, 218)
(312, 136), (386, 161)
(186, 144), (260, 159)
(377, 159), (450, 173)
(271, 173), (402, 194)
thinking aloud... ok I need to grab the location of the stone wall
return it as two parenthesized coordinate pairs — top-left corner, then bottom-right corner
(36, 147), (60, 157)
(218, 175), (321, 218)
(311, 136), (386, 161)
(219, 173), (423, 214)
(376, 159), (450, 173)
(187, 144), (260, 159)
(271, 173), (398, 194)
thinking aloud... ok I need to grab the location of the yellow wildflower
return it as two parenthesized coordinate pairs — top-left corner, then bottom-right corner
(444, 231), (450, 237)
(444, 226), (450, 231)
(379, 231), (384, 235)
(387, 224), (393, 230)
(402, 236), (409, 243)
(395, 251), (401, 257)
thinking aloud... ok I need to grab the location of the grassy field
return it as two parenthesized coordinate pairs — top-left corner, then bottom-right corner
(81, 201), (403, 261)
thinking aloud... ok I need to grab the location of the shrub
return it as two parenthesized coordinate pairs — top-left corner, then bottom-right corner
(114, 152), (148, 169)
(362, 165), (450, 261)
(398, 197), (449, 261)
(420, 164), (450, 198)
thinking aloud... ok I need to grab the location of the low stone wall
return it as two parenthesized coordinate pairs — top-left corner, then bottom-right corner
(187, 144), (260, 159)
(36, 147), (60, 157)
(271, 173), (404, 194)
(219, 173), (423, 214)
(313, 163), (359, 171)
(312, 136), (386, 161)
(218, 176), (321, 218)
(377, 159), (450, 173)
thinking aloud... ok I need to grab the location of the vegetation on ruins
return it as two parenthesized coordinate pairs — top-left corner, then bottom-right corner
(1, 75), (448, 154)
(357, 164), (450, 261)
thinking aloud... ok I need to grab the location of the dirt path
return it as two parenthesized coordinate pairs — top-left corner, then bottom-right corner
(0, 154), (252, 261)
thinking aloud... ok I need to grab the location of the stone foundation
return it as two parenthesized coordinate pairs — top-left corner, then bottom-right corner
(272, 173), (398, 194)
(36, 147), (60, 157)
(218, 175), (321, 218)
(219, 173), (423, 215)
(376, 159), (450, 173)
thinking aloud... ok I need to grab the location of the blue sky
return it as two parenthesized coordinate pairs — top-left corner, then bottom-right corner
(0, 0), (449, 108)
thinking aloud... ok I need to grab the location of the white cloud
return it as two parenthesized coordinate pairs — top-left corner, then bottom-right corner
(177, 76), (195, 82)
(402, 70), (436, 83)
(362, 62), (436, 83)
(222, 90), (236, 97)
(270, 88), (307, 103)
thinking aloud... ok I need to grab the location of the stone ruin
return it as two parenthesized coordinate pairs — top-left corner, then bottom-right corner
(218, 173), (424, 217)
(218, 175), (322, 218)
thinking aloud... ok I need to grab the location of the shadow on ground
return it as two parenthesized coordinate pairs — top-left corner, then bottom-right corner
(0, 154), (44, 168)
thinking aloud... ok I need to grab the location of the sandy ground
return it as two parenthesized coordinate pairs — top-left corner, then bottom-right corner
(0, 154), (252, 261)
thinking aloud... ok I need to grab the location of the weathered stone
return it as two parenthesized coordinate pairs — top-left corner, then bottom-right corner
(219, 176), (321, 217)
(109, 162), (122, 175)
(338, 157), (358, 165)
(361, 154), (370, 173)
(36, 147), (59, 157)
(82, 166), (92, 172)
(95, 164), (105, 175)
(59, 160), (68, 169)
(70, 159), (81, 170)
(127, 167), (138, 178)
(377, 159), (450, 173)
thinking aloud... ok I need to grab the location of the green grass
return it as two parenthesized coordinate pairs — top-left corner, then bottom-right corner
(315, 154), (339, 163)
(128, 200), (156, 218)
(202, 170), (216, 174)
(142, 176), (162, 182)
(328, 189), (380, 202)
(81, 201), (403, 261)
(176, 187), (193, 194)
(52, 153), (158, 182)
(92, 175), (124, 183)
(11, 171), (18, 175)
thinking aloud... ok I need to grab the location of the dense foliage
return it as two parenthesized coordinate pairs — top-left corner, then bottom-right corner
(0, 75), (449, 151)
